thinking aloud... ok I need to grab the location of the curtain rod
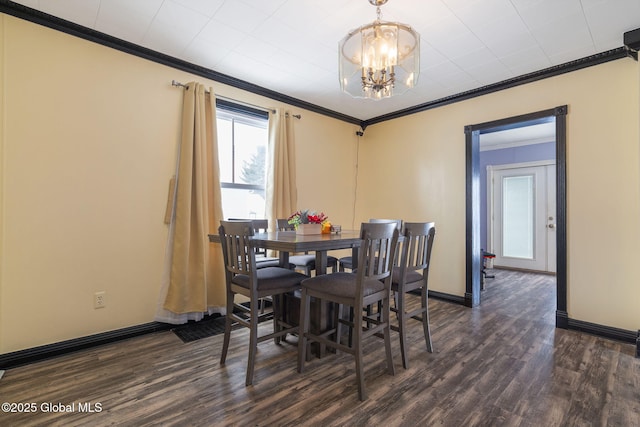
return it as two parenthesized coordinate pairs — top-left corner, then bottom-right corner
(171, 80), (301, 119)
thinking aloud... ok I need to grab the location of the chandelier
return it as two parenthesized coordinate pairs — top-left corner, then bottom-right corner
(339, 0), (420, 100)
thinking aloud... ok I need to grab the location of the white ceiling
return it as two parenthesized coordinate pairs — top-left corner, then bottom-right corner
(479, 121), (556, 150)
(9, 0), (640, 121)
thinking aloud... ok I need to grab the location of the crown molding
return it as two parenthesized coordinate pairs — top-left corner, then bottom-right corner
(0, 0), (362, 125)
(0, 0), (632, 128)
(362, 47), (629, 128)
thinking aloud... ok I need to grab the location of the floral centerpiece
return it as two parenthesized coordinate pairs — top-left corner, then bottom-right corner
(288, 209), (331, 234)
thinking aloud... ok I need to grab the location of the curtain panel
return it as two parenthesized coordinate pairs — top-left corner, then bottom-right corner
(156, 82), (226, 323)
(266, 108), (298, 230)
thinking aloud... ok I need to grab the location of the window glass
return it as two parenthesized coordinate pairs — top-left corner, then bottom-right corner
(217, 118), (233, 183)
(216, 105), (268, 219)
(502, 175), (534, 259)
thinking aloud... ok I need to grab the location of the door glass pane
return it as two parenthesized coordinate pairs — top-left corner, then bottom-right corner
(502, 175), (534, 259)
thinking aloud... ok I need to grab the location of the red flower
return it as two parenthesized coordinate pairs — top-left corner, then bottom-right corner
(307, 213), (327, 224)
(288, 209), (328, 226)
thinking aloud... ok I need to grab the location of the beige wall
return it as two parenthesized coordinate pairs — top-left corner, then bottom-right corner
(356, 105), (469, 297)
(360, 59), (640, 330)
(1, 14), (639, 353)
(0, 16), (358, 353)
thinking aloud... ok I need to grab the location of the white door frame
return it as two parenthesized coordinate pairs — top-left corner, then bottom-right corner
(487, 159), (556, 271)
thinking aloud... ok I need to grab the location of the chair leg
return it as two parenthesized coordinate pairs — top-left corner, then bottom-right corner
(421, 288), (433, 353)
(353, 313), (367, 401)
(382, 297), (395, 376)
(335, 303), (343, 348)
(364, 304), (372, 329)
(348, 306), (354, 347)
(392, 291), (400, 321)
(297, 288), (311, 373)
(397, 290), (410, 369)
(246, 301), (259, 386)
(273, 294), (282, 345)
(220, 291), (234, 365)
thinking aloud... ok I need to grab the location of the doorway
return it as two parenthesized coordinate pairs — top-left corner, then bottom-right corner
(465, 106), (568, 329)
(489, 162), (556, 273)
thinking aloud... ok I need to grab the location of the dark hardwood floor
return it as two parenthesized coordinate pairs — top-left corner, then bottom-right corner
(1, 270), (638, 426)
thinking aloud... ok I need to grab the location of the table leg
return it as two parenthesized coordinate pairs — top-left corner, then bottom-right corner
(279, 251), (290, 268)
(284, 292), (334, 359)
(314, 251), (328, 275)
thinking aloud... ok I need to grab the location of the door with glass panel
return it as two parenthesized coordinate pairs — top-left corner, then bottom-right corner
(490, 163), (556, 272)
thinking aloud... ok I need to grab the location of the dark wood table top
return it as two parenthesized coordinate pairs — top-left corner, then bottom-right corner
(209, 230), (362, 275)
(252, 230), (361, 251)
(209, 230), (362, 251)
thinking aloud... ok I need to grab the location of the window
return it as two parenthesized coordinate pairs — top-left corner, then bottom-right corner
(216, 101), (269, 219)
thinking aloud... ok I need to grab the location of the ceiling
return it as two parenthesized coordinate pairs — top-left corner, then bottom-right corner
(8, 0), (640, 121)
(479, 121), (555, 150)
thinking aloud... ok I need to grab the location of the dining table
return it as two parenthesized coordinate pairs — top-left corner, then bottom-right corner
(255, 230), (362, 274)
(209, 229), (363, 274)
(209, 228), (363, 358)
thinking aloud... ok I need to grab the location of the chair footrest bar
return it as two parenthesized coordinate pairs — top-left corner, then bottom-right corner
(304, 332), (354, 355)
(256, 326), (299, 343)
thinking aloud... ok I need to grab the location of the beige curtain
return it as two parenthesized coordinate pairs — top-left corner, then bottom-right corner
(266, 109), (297, 229)
(156, 82), (226, 323)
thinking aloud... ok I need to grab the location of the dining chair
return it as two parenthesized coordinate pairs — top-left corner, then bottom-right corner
(218, 220), (309, 386)
(227, 218), (281, 268)
(276, 218), (338, 275)
(391, 222), (436, 369)
(297, 222), (399, 401)
(481, 249), (496, 290)
(338, 218), (403, 271)
(227, 218), (292, 313)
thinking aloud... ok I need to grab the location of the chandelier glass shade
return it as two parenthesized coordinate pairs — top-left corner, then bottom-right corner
(339, 1), (420, 100)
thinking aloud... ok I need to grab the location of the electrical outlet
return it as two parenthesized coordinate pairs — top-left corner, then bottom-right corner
(94, 291), (106, 309)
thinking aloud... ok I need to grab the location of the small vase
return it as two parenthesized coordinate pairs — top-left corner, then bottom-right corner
(296, 224), (322, 235)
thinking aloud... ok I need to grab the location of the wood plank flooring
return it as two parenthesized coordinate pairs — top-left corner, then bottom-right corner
(1, 270), (638, 426)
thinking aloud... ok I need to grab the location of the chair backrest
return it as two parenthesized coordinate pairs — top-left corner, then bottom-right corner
(369, 218), (403, 231)
(228, 218), (269, 256)
(367, 219), (403, 262)
(218, 220), (257, 279)
(398, 222), (436, 280)
(251, 219), (269, 233)
(227, 218), (268, 233)
(276, 218), (295, 231)
(356, 222), (400, 289)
